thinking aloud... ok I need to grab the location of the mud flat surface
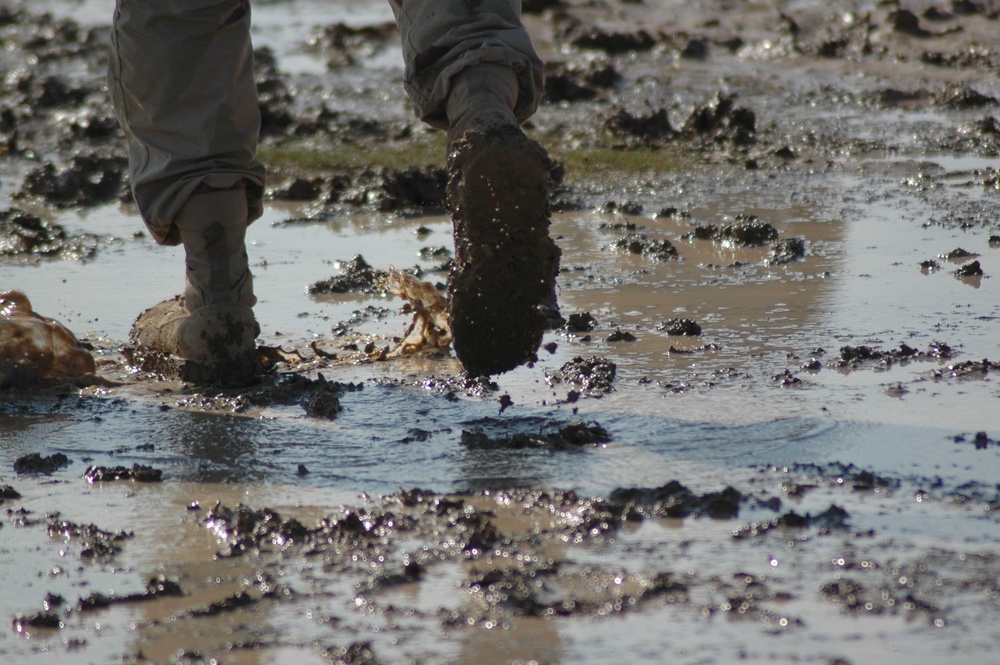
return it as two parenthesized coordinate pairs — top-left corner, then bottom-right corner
(2, 1), (1000, 663)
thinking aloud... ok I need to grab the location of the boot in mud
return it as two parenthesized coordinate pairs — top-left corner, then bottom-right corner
(445, 65), (561, 376)
(129, 188), (261, 387)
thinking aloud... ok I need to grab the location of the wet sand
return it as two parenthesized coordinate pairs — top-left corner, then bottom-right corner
(2, 1), (1000, 663)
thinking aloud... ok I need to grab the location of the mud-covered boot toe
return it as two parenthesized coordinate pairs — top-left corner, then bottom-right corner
(129, 297), (261, 386)
(446, 126), (561, 376)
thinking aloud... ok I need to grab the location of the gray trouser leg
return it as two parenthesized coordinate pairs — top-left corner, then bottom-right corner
(388, 0), (544, 130)
(108, 0), (266, 246)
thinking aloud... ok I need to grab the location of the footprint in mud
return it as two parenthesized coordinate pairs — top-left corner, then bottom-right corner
(0, 290), (96, 387)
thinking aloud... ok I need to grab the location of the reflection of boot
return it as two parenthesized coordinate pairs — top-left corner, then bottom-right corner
(446, 64), (562, 376)
(130, 187), (261, 386)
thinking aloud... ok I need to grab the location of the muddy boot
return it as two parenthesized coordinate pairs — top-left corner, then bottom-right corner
(130, 188), (261, 386)
(445, 64), (562, 376)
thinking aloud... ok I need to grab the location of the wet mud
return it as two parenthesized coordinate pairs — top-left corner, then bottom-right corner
(3, 0), (1000, 663)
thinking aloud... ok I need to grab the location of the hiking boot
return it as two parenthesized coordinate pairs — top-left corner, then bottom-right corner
(445, 64), (561, 376)
(129, 187), (261, 386)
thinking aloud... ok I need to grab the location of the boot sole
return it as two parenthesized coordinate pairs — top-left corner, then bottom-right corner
(446, 127), (561, 376)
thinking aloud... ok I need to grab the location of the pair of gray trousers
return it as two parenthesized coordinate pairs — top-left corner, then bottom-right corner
(109, 0), (544, 245)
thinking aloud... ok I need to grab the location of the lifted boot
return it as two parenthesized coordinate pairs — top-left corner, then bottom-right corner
(445, 64), (561, 376)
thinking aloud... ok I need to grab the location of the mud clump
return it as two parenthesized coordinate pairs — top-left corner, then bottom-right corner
(309, 255), (388, 295)
(659, 318), (702, 336)
(0, 208), (99, 260)
(732, 504), (849, 539)
(204, 502), (317, 556)
(1, 484), (21, 501)
(768, 237), (807, 264)
(546, 356), (617, 395)
(13, 452), (69, 475)
(608, 481), (746, 519)
(461, 420), (610, 450)
(339, 166), (447, 212)
(610, 233), (678, 260)
(84, 464), (163, 483)
(933, 358), (1000, 380)
(954, 260), (984, 277)
(544, 58), (620, 102)
(246, 372), (347, 420)
(12, 612), (62, 632)
(308, 21), (397, 68)
(682, 93), (757, 146)
(953, 431), (996, 449)
(77, 575), (185, 613)
(16, 152), (127, 208)
(775, 462), (900, 492)
(820, 576), (940, 621)
(253, 47), (295, 136)
(836, 341), (953, 369)
(46, 517), (133, 560)
(554, 14), (659, 54)
(322, 641), (381, 665)
(605, 107), (674, 141)
(689, 215), (778, 246)
(565, 311), (597, 332)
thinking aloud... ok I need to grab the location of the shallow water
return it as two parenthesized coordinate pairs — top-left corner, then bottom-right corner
(3, 1), (1000, 663)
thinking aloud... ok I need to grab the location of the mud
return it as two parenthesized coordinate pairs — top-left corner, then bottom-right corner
(3, 0), (1000, 663)
(12, 452), (69, 474)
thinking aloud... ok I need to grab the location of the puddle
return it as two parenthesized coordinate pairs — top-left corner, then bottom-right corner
(3, 0), (1000, 663)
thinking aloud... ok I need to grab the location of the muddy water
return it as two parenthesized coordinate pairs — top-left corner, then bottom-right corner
(4, 1), (1000, 664)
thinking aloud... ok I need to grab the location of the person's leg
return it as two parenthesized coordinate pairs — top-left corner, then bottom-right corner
(109, 0), (265, 384)
(390, 0), (562, 376)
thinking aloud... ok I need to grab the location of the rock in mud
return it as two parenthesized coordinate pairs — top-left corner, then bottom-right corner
(546, 356), (617, 395)
(13, 452), (69, 474)
(84, 464), (163, 483)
